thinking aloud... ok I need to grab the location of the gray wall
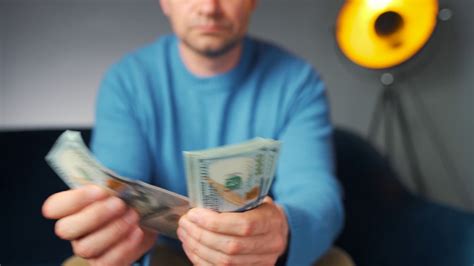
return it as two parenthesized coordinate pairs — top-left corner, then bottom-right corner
(0, 0), (170, 128)
(0, 4), (4, 126)
(1, 0), (472, 210)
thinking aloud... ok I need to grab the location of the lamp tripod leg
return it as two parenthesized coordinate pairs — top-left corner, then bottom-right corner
(391, 89), (427, 195)
(384, 88), (396, 161)
(367, 86), (427, 195)
(368, 87), (396, 160)
(368, 88), (387, 141)
(407, 89), (473, 206)
(367, 82), (470, 205)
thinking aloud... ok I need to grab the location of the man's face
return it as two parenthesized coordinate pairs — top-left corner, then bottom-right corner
(160, 0), (257, 57)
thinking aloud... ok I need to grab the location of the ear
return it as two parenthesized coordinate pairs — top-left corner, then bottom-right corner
(159, 0), (170, 16)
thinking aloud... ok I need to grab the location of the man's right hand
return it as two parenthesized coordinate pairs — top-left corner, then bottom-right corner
(42, 185), (157, 266)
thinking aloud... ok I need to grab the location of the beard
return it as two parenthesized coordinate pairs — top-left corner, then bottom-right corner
(180, 15), (244, 58)
(181, 35), (242, 58)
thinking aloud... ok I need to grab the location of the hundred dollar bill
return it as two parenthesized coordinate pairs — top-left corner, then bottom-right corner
(45, 130), (189, 239)
(184, 138), (281, 212)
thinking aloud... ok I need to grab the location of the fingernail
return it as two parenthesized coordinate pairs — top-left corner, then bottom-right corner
(179, 218), (190, 232)
(123, 209), (138, 225)
(105, 197), (123, 211)
(87, 185), (104, 199)
(132, 227), (143, 242)
(177, 227), (185, 240)
(187, 210), (199, 224)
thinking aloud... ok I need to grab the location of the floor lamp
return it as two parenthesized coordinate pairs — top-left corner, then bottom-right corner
(334, 0), (468, 200)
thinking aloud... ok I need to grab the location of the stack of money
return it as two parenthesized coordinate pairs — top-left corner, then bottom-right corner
(46, 131), (190, 238)
(46, 131), (280, 238)
(184, 138), (281, 212)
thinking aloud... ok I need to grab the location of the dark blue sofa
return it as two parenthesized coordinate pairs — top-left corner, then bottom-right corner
(1, 128), (473, 265)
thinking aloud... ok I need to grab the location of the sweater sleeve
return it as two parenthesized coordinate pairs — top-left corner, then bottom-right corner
(90, 63), (152, 183)
(272, 66), (344, 266)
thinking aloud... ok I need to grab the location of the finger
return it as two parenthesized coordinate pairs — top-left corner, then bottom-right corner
(89, 227), (157, 266)
(182, 242), (213, 266)
(43, 185), (108, 219)
(71, 208), (140, 259)
(262, 196), (273, 204)
(178, 226), (277, 266)
(186, 202), (277, 236)
(55, 196), (127, 240)
(178, 214), (283, 255)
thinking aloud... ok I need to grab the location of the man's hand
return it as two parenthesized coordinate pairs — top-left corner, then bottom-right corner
(42, 185), (157, 266)
(177, 197), (289, 266)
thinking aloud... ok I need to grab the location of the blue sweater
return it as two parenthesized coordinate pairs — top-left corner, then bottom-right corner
(91, 35), (344, 266)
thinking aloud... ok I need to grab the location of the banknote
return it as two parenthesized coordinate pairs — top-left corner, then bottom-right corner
(46, 131), (281, 238)
(184, 138), (281, 212)
(45, 130), (189, 238)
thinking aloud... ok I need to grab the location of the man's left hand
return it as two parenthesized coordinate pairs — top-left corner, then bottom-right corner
(177, 197), (288, 266)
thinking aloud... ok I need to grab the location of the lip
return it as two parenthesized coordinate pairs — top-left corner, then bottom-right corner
(195, 24), (226, 34)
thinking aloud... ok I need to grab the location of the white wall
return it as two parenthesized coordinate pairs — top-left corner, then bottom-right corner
(1, 0), (472, 210)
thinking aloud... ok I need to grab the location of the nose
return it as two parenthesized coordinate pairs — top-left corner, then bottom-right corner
(198, 0), (222, 16)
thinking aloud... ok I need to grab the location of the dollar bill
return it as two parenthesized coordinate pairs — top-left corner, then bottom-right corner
(183, 138), (281, 212)
(45, 130), (189, 239)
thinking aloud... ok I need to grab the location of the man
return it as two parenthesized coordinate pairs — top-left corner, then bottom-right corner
(42, 0), (345, 265)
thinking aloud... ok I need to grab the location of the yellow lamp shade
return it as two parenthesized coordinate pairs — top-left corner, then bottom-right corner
(336, 0), (439, 69)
